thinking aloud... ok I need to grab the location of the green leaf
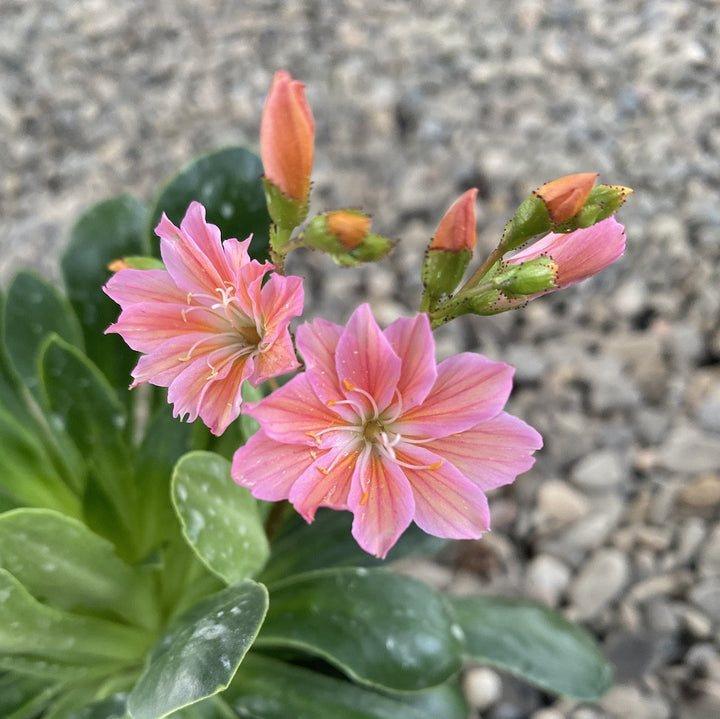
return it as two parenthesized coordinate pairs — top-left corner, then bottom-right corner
(259, 509), (447, 584)
(0, 405), (81, 515)
(226, 654), (467, 719)
(172, 452), (269, 584)
(44, 691), (129, 719)
(148, 147), (271, 262)
(40, 336), (138, 552)
(127, 582), (269, 719)
(3, 272), (84, 396)
(61, 195), (149, 404)
(0, 508), (157, 629)
(257, 568), (463, 691)
(0, 672), (60, 719)
(0, 569), (151, 668)
(451, 595), (613, 700)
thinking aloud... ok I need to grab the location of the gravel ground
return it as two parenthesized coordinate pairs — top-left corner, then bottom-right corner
(2, 1), (720, 717)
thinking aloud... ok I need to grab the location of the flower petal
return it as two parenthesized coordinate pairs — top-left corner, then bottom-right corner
(252, 330), (300, 386)
(348, 447), (415, 558)
(335, 304), (401, 413)
(394, 353), (514, 437)
(426, 412), (542, 491)
(104, 268), (186, 307)
(383, 313), (437, 410)
(233, 431), (316, 501)
(246, 374), (345, 445)
(396, 444), (491, 539)
(288, 444), (358, 520)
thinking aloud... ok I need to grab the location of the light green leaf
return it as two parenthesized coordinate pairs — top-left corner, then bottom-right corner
(0, 508), (157, 629)
(257, 568), (463, 691)
(172, 452), (269, 584)
(226, 654), (468, 719)
(0, 406), (81, 515)
(61, 195), (149, 402)
(3, 272), (84, 396)
(148, 147), (270, 262)
(451, 595), (613, 700)
(0, 569), (151, 668)
(127, 582), (268, 719)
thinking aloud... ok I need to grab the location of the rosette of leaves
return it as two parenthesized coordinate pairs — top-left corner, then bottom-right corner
(0, 147), (611, 718)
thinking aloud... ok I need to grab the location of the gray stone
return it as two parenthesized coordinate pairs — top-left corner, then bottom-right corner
(570, 450), (628, 492)
(568, 548), (631, 620)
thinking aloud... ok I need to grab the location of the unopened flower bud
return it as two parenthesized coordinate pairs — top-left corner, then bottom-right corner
(421, 189), (478, 310)
(299, 210), (395, 266)
(570, 184), (633, 229)
(261, 71), (315, 229)
(107, 256), (165, 272)
(534, 173), (598, 225)
(494, 256), (558, 298)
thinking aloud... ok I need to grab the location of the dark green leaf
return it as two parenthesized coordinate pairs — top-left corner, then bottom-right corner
(259, 509), (447, 584)
(172, 452), (269, 584)
(258, 568), (463, 691)
(133, 402), (194, 554)
(0, 508), (157, 629)
(127, 582), (268, 719)
(148, 147), (270, 262)
(225, 654), (467, 719)
(451, 595), (613, 700)
(61, 195), (149, 403)
(45, 691), (129, 719)
(4, 272), (84, 396)
(40, 336), (138, 553)
(0, 672), (60, 719)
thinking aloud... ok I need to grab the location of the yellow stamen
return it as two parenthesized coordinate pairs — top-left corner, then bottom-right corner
(360, 490), (369, 505)
(428, 460), (443, 470)
(343, 379), (355, 392)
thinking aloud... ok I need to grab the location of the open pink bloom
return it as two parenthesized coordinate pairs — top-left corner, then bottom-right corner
(507, 216), (626, 290)
(105, 201), (304, 435)
(232, 303), (542, 558)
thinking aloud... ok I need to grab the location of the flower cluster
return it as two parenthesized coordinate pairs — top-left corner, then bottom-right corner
(105, 71), (631, 557)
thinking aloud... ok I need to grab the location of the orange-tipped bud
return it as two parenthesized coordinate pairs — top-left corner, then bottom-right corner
(430, 188), (478, 252)
(261, 71), (315, 204)
(326, 210), (372, 250)
(534, 172), (598, 225)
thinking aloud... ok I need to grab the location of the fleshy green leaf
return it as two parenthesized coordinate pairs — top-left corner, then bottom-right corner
(172, 452), (269, 584)
(0, 569), (151, 669)
(259, 508), (447, 584)
(226, 654), (468, 719)
(127, 582), (268, 719)
(0, 508), (157, 629)
(40, 336), (138, 553)
(3, 272), (84, 396)
(451, 595), (613, 700)
(257, 567), (463, 691)
(43, 691), (129, 719)
(61, 195), (149, 403)
(148, 147), (271, 262)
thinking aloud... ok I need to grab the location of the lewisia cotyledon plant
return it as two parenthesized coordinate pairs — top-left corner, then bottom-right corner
(105, 201), (304, 435)
(232, 303), (542, 558)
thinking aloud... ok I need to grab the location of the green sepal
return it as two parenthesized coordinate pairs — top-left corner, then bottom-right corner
(561, 184), (633, 230)
(262, 177), (309, 235)
(331, 234), (396, 267)
(492, 256), (558, 298)
(421, 248), (471, 309)
(500, 195), (552, 252)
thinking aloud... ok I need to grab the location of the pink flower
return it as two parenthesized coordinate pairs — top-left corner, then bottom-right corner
(105, 202), (304, 435)
(232, 304), (541, 558)
(507, 216), (626, 290)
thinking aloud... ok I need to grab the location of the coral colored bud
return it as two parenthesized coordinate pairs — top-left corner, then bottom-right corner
(108, 256), (165, 272)
(107, 258), (129, 273)
(261, 71), (315, 205)
(431, 188), (478, 252)
(534, 173), (598, 225)
(326, 210), (372, 250)
(300, 210), (395, 266)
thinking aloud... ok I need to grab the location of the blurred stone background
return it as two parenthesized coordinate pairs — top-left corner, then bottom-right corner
(2, 1), (719, 717)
